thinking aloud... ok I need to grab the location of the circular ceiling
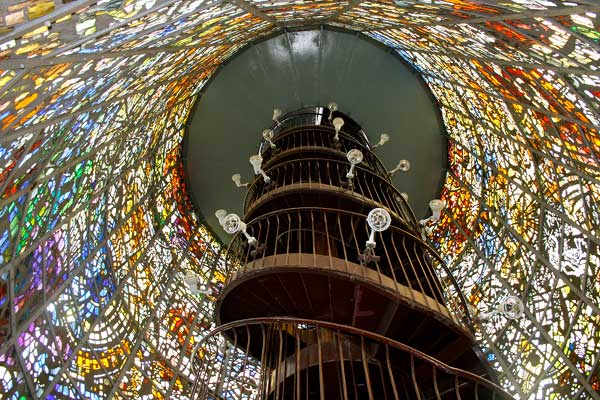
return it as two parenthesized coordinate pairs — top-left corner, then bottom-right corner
(185, 28), (446, 242)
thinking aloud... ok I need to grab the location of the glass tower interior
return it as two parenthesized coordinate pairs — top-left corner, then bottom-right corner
(0, 1), (599, 399)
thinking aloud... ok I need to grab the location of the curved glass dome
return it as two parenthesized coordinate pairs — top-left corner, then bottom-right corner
(0, 1), (598, 399)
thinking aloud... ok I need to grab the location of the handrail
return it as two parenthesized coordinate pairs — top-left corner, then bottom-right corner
(243, 157), (418, 226)
(226, 206), (474, 330)
(191, 317), (514, 399)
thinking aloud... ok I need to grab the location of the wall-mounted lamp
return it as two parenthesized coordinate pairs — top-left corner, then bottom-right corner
(479, 296), (525, 321)
(328, 102), (338, 121)
(332, 117), (344, 142)
(372, 133), (390, 149)
(249, 154), (271, 184)
(262, 129), (276, 148)
(272, 108), (283, 123)
(360, 208), (391, 265)
(232, 173), (248, 188)
(388, 159), (411, 177)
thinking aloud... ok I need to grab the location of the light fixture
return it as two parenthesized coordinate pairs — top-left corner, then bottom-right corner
(418, 198), (446, 228)
(215, 209), (228, 225)
(359, 208), (391, 265)
(345, 149), (363, 180)
(327, 102), (338, 121)
(232, 173), (248, 188)
(372, 133), (390, 149)
(332, 117), (344, 141)
(272, 108), (283, 123)
(428, 199), (445, 220)
(262, 129), (276, 148)
(249, 154), (271, 183)
(479, 296), (525, 321)
(183, 274), (212, 296)
(365, 208), (392, 248)
(217, 211), (258, 247)
(388, 159), (411, 176)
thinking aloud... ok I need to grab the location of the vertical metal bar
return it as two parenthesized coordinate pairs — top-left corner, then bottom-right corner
(317, 327), (326, 400)
(337, 331), (349, 400)
(410, 355), (422, 400)
(295, 327), (301, 400)
(361, 335), (374, 400)
(455, 375), (462, 400)
(432, 366), (442, 400)
(385, 344), (400, 400)
(336, 212), (350, 272)
(310, 209), (317, 266)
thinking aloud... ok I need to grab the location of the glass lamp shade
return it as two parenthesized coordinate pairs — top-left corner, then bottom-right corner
(262, 129), (274, 141)
(367, 208), (392, 232)
(333, 117), (344, 132)
(272, 108), (282, 121)
(215, 209), (227, 225)
(498, 296), (525, 320)
(429, 199), (445, 220)
(232, 173), (242, 184)
(346, 149), (364, 165)
(222, 213), (242, 234)
(397, 159), (410, 172)
(377, 133), (390, 146)
(328, 102), (338, 112)
(249, 154), (263, 173)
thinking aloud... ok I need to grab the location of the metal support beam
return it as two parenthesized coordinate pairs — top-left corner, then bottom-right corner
(369, 5), (600, 30)
(393, 46), (600, 77)
(227, 0), (279, 26)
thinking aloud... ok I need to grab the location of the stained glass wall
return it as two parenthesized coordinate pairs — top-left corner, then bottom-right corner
(0, 1), (599, 399)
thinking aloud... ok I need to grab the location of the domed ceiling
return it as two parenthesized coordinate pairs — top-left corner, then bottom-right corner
(185, 28), (446, 242)
(0, 1), (599, 399)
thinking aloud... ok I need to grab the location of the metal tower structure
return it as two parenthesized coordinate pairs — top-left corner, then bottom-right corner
(192, 107), (513, 399)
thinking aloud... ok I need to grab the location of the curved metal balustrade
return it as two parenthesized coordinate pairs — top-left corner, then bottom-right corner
(190, 318), (513, 400)
(213, 107), (499, 399)
(269, 107), (368, 145)
(244, 158), (416, 226)
(223, 207), (471, 331)
(261, 126), (387, 176)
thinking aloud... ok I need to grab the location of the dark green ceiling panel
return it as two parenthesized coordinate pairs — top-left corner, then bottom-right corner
(185, 28), (446, 242)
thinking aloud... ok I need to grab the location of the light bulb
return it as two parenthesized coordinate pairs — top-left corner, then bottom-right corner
(232, 173), (247, 187)
(249, 154), (263, 173)
(272, 108), (282, 122)
(346, 149), (363, 165)
(365, 207), (391, 249)
(372, 133), (390, 149)
(332, 117), (344, 140)
(367, 208), (392, 232)
(222, 213), (242, 234)
(429, 199), (445, 220)
(328, 102), (338, 121)
(262, 129), (273, 140)
(215, 209), (227, 225)
(262, 129), (276, 148)
(397, 159), (410, 172)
